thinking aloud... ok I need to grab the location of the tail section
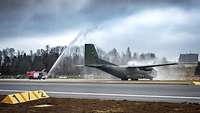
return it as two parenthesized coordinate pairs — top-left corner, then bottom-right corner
(85, 44), (99, 66)
(84, 44), (116, 66)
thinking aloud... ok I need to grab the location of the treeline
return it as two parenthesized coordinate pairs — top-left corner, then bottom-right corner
(0, 45), (160, 77)
(0, 45), (63, 76)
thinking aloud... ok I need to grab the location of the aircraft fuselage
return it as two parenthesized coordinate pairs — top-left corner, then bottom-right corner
(87, 65), (156, 80)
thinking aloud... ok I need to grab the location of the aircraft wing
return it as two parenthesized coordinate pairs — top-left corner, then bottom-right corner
(126, 63), (178, 69)
(77, 63), (178, 68)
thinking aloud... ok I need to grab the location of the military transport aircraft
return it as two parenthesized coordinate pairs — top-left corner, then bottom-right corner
(84, 44), (177, 80)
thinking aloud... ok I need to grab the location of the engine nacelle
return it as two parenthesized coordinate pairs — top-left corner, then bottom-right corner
(139, 67), (153, 71)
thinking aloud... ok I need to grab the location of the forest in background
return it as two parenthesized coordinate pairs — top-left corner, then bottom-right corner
(0, 45), (165, 78)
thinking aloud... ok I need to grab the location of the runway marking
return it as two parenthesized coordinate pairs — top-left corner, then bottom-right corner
(0, 89), (200, 100)
(0, 82), (176, 87)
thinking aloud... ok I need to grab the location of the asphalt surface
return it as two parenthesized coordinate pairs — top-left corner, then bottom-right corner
(0, 79), (200, 103)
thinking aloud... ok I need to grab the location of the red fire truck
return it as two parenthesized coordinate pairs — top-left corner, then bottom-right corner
(25, 69), (47, 80)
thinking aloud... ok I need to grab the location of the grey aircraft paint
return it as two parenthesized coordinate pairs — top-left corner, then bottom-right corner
(84, 44), (177, 80)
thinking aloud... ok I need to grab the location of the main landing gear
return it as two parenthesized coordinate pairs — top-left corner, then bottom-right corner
(121, 78), (128, 81)
(121, 78), (139, 81)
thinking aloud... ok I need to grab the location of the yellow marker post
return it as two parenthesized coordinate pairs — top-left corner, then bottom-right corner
(193, 81), (200, 85)
(20, 91), (38, 101)
(32, 90), (49, 99)
(1, 90), (49, 104)
(1, 93), (25, 104)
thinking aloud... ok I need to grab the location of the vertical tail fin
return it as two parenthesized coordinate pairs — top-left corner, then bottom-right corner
(84, 44), (117, 66)
(85, 44), (99, 66)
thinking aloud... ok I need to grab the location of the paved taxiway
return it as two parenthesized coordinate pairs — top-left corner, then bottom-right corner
(0, 79), (200, 103)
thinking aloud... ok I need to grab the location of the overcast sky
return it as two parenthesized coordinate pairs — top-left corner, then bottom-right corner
(0, 0), (200, 59)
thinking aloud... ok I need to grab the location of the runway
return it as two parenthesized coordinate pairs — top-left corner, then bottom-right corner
(0, 79), (200, 103)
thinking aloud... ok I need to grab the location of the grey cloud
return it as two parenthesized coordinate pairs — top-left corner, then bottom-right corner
(0, 0), (91, 38)
(1, 0), (200, 39)
(0, 0), (200, 58)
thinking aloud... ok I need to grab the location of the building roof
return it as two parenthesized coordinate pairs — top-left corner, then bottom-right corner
(179, 53), (199, 64)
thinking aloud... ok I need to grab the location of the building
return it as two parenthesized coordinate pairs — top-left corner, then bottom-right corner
(179, 54), (199, 64)
(178, 53), (200, 77)
(195, 62), (200, 76)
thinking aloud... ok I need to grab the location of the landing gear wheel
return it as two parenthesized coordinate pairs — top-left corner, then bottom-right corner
(121, 78), (128, 81)
(131, 78), (138, 81)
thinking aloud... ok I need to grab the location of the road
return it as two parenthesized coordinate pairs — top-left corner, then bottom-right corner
(0, 79), (200, 103)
